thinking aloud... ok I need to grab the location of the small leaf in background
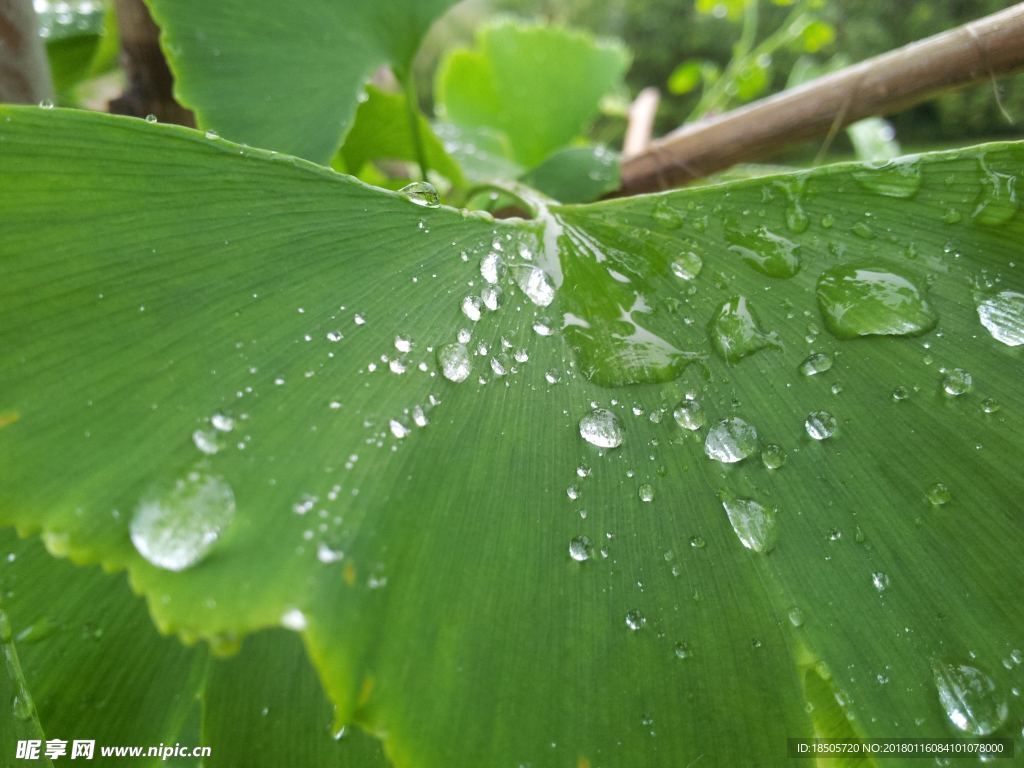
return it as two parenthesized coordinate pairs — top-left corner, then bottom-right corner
(435, 21), (630, 168)
(37, 0), (117, 102)
(143, 0), (459, 163)
(431, 122), (522, 184)
(696, 0), (749, 21)
(335, 86), (465, 189)
(799, 20), (836, 54)
(667, 60), (704, 95)
(519, 145), (620, 204)
(733, 59), (769, 101)
(847, 116), (901, 164)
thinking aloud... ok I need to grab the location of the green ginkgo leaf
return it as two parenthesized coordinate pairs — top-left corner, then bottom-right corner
(2, 107), (1023, 767)
(144, 0), (459, 163)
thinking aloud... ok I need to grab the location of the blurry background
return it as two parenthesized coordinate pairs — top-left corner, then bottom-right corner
(28, 0), (1024, 162)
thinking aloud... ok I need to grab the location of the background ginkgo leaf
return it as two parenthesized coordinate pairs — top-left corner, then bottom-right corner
(143, 0), (459, 162)
(435, 21), (630, 167)
(2, 107), (1023, 767)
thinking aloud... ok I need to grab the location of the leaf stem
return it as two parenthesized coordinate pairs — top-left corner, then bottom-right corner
(400, 72), (430, 182)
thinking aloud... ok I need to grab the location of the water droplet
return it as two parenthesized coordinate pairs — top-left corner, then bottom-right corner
(927, 482), (951, 506)
(652, 197), (684, 228)
(788, 607), (804, 627)
(726, 224), (801, 278)
(130, 471), (235, 572)
(388, 419), (409, 439)
(804, 410), (837, 440)
(204, 129), (219, 140)
(704, 417), (758, 463)
(38, 99), (54, 110)
(394, 336), (412, 353)
(674, 642), (692, 659)
(317, 542), (344, 563)
(11, 691), (34, 720)
(437, 343), (471, 383)
(892, 385), (910, 402)
(709, 296), (778, 363)
(461, 295), (482, 322)
(192, 428), (221, 455)
(480, 252), (504, 284)
(689, 535), (706, 549)
(280, 608), (307, 631)
(673, 399), (705, 431)
(981, 398), (1001, 414)
(941, 368), (972, 397)
(638, 484), (655, 503)
(399, 181), (440, 208)
(512, 265), (555, 307)
(852, 157), (922, 198)
(972, 160), (1019, 226)
(799, 352), (833, 377)
(761, 443), (786, 469)
(144, 113), (158, 124)
(579, 409), (624, 449)
(933, 662), (1007, 735)
(211, 413), (234, 432)
(625, 610), (646, 631)
(871, 571), (890, 592)
(721, 495), (777, 553)
(816, 264), (937, 339)
(670, 251), (703, 281)
(977, 290), (1024, 346)
(569, 535), (592, 562)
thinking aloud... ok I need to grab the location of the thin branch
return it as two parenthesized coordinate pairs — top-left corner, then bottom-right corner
(619, 2), (1024, 196)
(622, 87), (660, 158)
(0, 0), (53, 104)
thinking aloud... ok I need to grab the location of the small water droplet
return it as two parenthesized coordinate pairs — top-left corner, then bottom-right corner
(972, 159), (1019, 226)
(11, 691), (34, 720)
(625, 610), (646, 631)
(38, 99), (54, 110)
(977, 291), (1024, 346)
(480, 252), (504, 284)
(933, 661), (1007, 735)
(804, 410), (837, 440)
(437, 343), (471, 383)
(871, 571), (890, 592)
(726, 224), (801, 278)
(399, 181), (440, 207)
(652, 197), (684, 228)
(211, 413), (234, 432)
(941, 368), (972, 397)
(788, 606), (804, 627)
(816, 264), (937, 339)
(192, 428), (221, 455)
(799, 352), (833, 377)
(145, 113), (158, 123)
(981, 398), (1001, 414)
(704, 417), (758, 463)
(674, 641), (692, 659)
(638, 484), (655, 503)
(689, 535), (706, 549)
(130, 471), (235, 572)
(461, 295), (482, 322)
(927, 482), (951, 506)
(673, 399), (705, 431)
(204, 129), (219, 140)
(761, 443), (786, 469)
(579, 409), (624, 449)
(569, 535), (592, 562)
(721, 495), (777, 553)
(892, 386), (910, 402)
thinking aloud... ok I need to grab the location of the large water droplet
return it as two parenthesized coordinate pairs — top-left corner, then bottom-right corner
(709, 296), (778, 363)
(579, 408), (624, 449)
(721, 495), (777, 553)
(933, 662), (1008, 736)
(704, 417), (758, 463)
(670, 251), (703, 281)
(941, 368), (972, 397)
(725, 224), (801, 278)
(972, 160), (1019, 226)
(852, 157), (922, 198)
(977, 290), (1024, 346)
(399, 181), (440, 208)
(804, 410), (837, 440)
(130, 471), (235, 572)
(569, 535), (592, 562)
(511, 265), (555, 307)
(799, 352), (833, 377)
(437, 343), (471, 383)
(816, 264), (937, 339)
(480, 252), (504, 284)
(673, 398), (705, 431)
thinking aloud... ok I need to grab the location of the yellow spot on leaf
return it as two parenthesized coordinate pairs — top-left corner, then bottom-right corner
(577, 756), (591, 768)
(344, 562), (356, 586)
(0, 411), (20, 429)
(357, 675), (375, 707)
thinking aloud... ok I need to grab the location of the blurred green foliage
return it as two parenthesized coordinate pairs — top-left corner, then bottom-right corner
(484, 0), (1024, 144)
